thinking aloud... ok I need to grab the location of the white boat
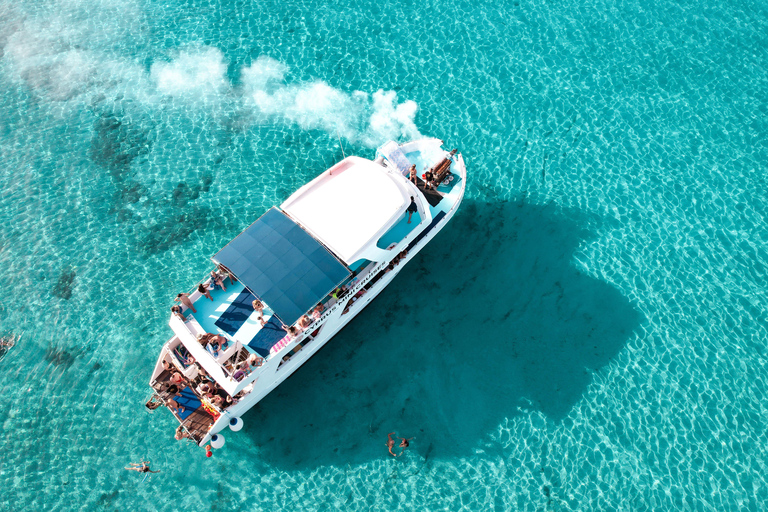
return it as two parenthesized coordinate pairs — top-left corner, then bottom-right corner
(146, 138), (466, 449)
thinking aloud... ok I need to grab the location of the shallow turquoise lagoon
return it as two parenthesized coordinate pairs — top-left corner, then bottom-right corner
(1, 0), (767, 509)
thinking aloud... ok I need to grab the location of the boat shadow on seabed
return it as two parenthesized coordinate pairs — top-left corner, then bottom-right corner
(241, 198), (643, 469)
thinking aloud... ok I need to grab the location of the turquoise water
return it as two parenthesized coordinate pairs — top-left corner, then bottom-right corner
(1, 0), (766, 509)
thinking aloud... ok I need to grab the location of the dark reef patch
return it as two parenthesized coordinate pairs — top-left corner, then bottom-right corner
(51, 267), (76, 300)
(44, 344), (81, 369)
(89, 112), (151, 179)
(137, 208), (210, 255)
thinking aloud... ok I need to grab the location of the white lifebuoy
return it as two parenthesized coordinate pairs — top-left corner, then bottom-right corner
(229, 417), (243, 432)
(210, 433), (225, 449)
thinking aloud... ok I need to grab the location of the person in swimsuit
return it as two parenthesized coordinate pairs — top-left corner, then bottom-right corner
(237, 353), (263, 376)
(297, 315), (312, 331)
(167, 397), (185, 415)
(398, 436), (414, 455)
(387, 432), (398, 457)
(252, 299), (266, 325)
(170, 305), (186, 322)
(407, 197), (418, 224)
(210, 270), (227, 291)
(198, 283), (213, 301)
(218, 264), (237, 285)
(174, 292), (197, 313)
(175, 425), (191, 441)
(409, 164), (417, 185)
(208, 334), (228, 355)
(124, 461), (160, 473)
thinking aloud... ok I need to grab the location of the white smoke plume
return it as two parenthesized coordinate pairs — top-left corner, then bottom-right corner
(240, 56), (421, 146)
(1, 1), (421, 148)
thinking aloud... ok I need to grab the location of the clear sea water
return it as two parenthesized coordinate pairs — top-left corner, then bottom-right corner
(1, 0), (766, 509)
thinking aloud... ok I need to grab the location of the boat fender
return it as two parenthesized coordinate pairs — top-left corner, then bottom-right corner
(229, 417), (244, 432)
(210, 434), (225, 449)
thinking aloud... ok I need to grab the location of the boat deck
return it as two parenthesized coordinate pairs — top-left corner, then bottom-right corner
(183, 282), (278, 349)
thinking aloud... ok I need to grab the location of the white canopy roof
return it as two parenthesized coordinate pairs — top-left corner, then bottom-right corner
(281, 156), (411, 264)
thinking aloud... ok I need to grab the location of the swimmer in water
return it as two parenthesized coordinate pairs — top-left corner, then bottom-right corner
(387, 432), (397, 457)
(398, 436), (414, 456)
(124, 461), (160, 474)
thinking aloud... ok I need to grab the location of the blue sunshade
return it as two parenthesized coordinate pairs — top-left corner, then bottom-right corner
(213, 208), (350, 326)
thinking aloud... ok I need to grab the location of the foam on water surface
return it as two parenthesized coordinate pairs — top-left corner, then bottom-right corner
(1, 0), (767, 509)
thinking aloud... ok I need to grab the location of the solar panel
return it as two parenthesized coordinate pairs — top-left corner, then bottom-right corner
(213, 208), (350, 326)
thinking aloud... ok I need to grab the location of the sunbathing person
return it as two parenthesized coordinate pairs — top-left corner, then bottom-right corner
(210, 270), (227, 291)
(252, 299), (266, 325)
(170, 305), (186, 322)
(167, 397), (185, 415)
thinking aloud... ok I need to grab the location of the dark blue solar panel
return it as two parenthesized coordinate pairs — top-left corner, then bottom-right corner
(213, 208), (350, 326)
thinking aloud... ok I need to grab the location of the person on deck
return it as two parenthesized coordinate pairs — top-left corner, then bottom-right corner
(409, 164), (417, 185)
(175, 292), (197, 313)
(210, 270), (227, 291)
(168, 398), (185, 415)
(297, 315), (312, 331)
(198, 283), (213, 301)
(170, 305), (186, 322)
(218, 264), (237, 285)
(252, 299), (266, 325)
(407, 197), (418, 224)
(424, 170), (435, 190)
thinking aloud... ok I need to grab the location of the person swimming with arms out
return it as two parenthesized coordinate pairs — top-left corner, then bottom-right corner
(398, 436), (414, 456)
(124, 461), (160, 473)
(386, 432), (414, 457)
(387, 432), (398, 457)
